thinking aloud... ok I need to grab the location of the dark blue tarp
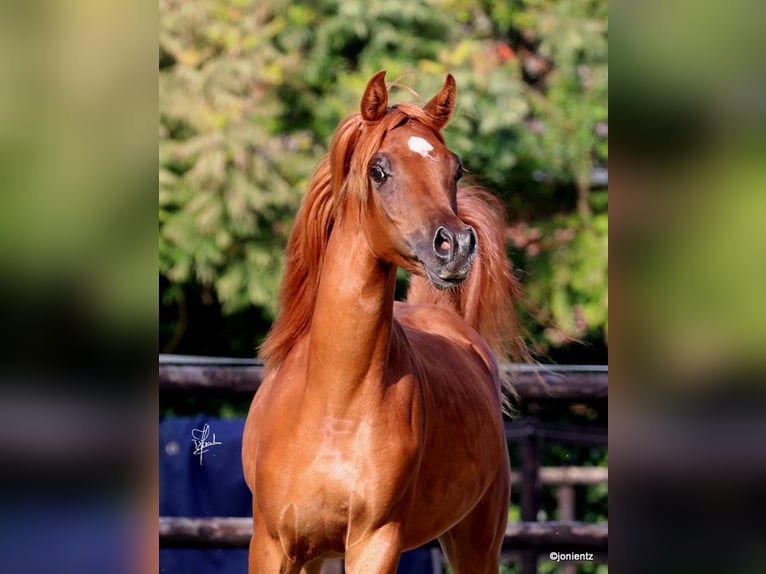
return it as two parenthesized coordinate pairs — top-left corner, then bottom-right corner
(160, 416), (435, 573)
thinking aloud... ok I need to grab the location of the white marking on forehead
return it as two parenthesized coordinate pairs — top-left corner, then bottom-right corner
(407, 136), (434, 159)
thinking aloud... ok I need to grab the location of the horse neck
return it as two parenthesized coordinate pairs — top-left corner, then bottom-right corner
(305, 205), (397, 404)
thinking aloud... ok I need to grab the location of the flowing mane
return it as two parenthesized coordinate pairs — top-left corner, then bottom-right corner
(259, 103), (452, 370)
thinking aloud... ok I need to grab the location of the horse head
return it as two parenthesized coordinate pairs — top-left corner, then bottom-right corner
(336, 71), (478, 289)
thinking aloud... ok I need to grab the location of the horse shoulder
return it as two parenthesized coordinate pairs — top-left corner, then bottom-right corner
(393, 302), (498, 379)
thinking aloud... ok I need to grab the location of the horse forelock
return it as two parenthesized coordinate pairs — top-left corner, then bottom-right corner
(331, 104), (446, 206)
(259, 103), (447, 370)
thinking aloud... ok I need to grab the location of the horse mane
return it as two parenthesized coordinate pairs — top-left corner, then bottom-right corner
(257, 157), (334, 370)
(259, 103), (446, 370)
(406, 185), (528, 366)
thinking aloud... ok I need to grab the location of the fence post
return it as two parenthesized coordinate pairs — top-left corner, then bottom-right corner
(558, 484), (576, 574)
(520, 418), (540, 574)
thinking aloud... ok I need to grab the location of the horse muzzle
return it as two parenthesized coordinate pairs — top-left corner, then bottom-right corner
(424, 224), (477, 289)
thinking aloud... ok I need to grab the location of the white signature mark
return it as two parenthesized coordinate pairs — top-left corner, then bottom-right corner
(191, 423), (222, 466)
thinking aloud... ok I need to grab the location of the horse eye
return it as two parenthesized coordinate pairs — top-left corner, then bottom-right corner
(369, 165), (387, 184)
(455, 163), (464, 181)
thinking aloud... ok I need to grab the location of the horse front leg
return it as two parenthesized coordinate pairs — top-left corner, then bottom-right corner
(249, 529), (302, 574)
(437, 463), (511, 574)
(343, 522), (403, 574)
(249, 504), (303, 574)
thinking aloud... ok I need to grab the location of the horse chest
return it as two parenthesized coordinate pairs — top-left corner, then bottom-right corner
(301, 415), (416, 493)
(260, 412), (419, 527)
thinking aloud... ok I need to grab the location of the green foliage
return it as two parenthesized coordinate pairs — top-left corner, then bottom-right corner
(160, 0), (318, 317)
(159, 0), (608, 356)
(510, 207), (608, 352)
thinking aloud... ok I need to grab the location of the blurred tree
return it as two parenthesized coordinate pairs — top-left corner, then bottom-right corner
(159, 0), (608, 359)
(160, 0), (317, 320)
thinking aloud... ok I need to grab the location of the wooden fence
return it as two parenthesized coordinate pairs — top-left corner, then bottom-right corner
(159, 355), (608, 572)
(159, 355), (608, 401)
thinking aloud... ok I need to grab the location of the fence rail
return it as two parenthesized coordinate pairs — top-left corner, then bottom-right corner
(159, 517), (608, 552)
(511, 466), (607, 486)
(159, 354), (608, 401)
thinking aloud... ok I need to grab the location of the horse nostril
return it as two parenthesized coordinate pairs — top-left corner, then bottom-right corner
(433, 226), (453, 260)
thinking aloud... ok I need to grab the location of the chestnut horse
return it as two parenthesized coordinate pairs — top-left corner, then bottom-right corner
(242, 71), (524, 573)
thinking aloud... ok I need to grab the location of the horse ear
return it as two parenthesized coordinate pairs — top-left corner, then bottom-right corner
(361, 70), (388, 122)
(424, 74), (457, 129)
